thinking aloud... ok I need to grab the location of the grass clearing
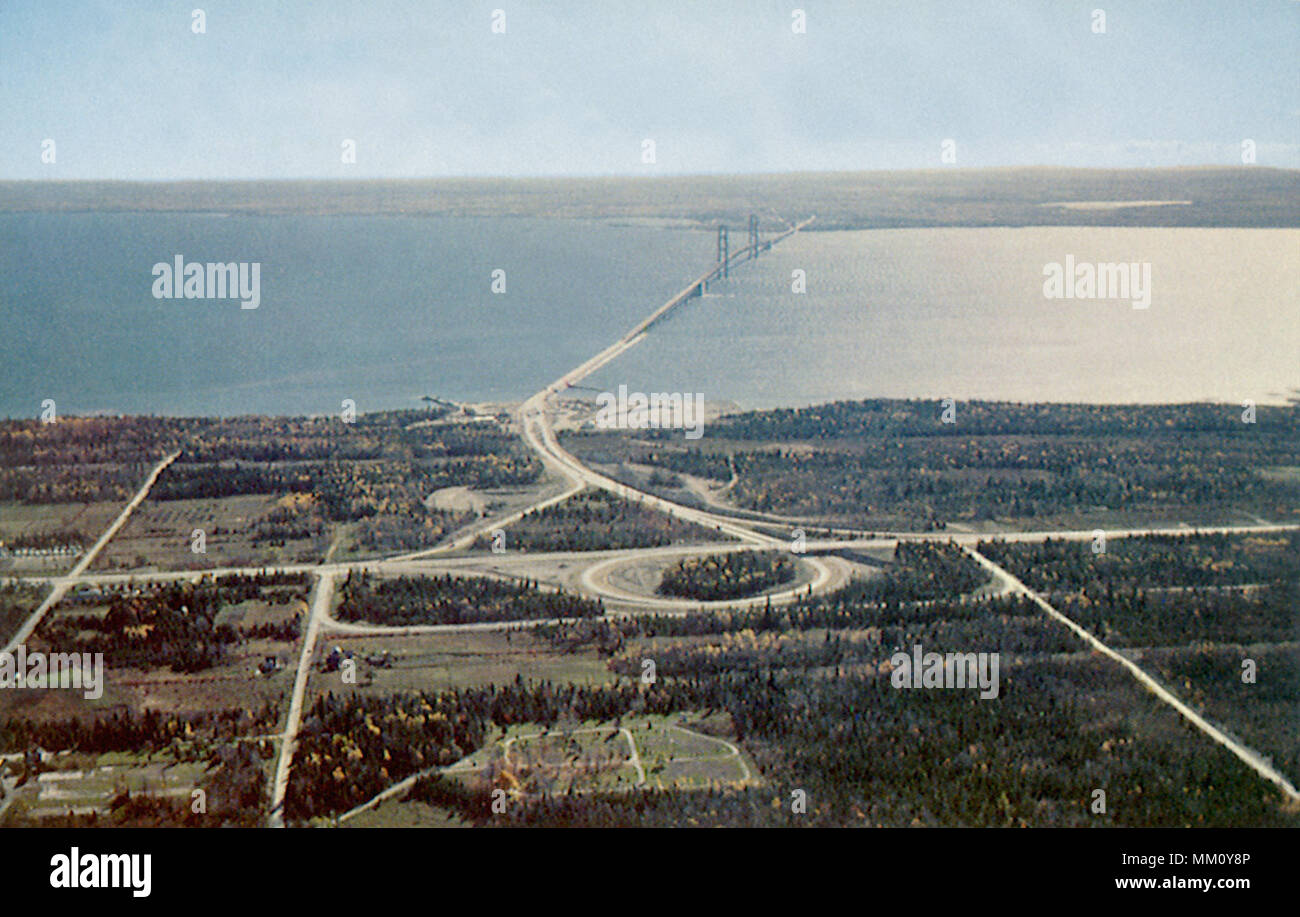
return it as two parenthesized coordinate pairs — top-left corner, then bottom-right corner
(444, 713), (756, 799)
(306, 629), (615, 702)
(2, 753), (209, 823)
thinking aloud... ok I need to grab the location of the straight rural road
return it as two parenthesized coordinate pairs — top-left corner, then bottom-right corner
(7, 221), (1298, 826)
(2, 450), (180, 655)
(962, 544), (1300, 804)
(268, 570), (336, 827)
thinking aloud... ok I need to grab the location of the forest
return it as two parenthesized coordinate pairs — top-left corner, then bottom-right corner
(0, 701), (283, 755)
(0, 583), (46, 646)
(37, 573), (309, 673)
(474, 488), (725, 552)
(657, 550), (796, 601)
(334, 571), (603, 627)
(564, 399), (1300, 528)
(695, 399), (1300, 441)
(283, 679), (706, 820)
(5, 400), (1297, 829)
(465, 661), (1296, 828)
(1056, 583), (1297, 648)
(0, 413), (539, 540)
(265, 522), (1300, 826)
(283, 655), (1297, 827)
(977, 531), (1300, 593)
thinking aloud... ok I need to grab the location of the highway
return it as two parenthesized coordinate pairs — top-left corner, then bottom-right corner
(5, 215), (1299, 824)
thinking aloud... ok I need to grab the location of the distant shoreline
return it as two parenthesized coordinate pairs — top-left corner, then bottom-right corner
(6, 392), (1297, 426)
(3, 167), (1298, 229)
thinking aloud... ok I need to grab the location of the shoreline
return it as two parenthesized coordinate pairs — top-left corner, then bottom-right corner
(3, 167), (1299, 228)
(4, 389), (1300, 426)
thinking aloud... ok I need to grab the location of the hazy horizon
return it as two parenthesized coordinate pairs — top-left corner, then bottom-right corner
(6, 163), (1300, 184)
(3, 1), (1297, 181)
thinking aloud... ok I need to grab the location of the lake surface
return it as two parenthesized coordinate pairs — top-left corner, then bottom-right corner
(2, 215), (1296, 418)
(0, 213), (708, 417)
(589, 226), (1300, 409)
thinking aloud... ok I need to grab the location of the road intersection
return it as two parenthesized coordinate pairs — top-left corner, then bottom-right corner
(6, 217), (1298, 820)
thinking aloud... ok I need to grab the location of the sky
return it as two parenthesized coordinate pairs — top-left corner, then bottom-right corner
(1, 0), (1297, 179)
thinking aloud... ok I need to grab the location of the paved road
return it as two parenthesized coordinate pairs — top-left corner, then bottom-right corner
(492, 215), (849, 607)
(938, 523), (1300, 545)
(961, 544), (1300, 804)
(268, 571), (335, 827)
(387, 476), (585, 563)
(579, 543), (843, 611)
(2, 450), (180, 655)
(8, 217), (1299, 823)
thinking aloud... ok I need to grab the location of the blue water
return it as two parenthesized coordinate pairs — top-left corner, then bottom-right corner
(3, 216), (1297, 418)
(588, 227), (1300, 408)
(0, 213), (708, 418)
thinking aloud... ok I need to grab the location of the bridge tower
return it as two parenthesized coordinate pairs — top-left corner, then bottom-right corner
(748, 214), (759, 259)
(717, 225), (729, 278)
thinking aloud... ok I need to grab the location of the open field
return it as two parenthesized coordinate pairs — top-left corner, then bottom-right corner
(341, 798), (469, 829)
(0, 501), (122, 575)
(1, 753), (208, 822)
(1, 742), (274, 827)
(0, 643), (291, 726)
(1, 411), (541, 574)
(2, 328), (1297, 831)
(304, 628), (615, 701)
(92, 494), (324, 572)
(446, 713), (756, 797)
(0, 576), (305, 735)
